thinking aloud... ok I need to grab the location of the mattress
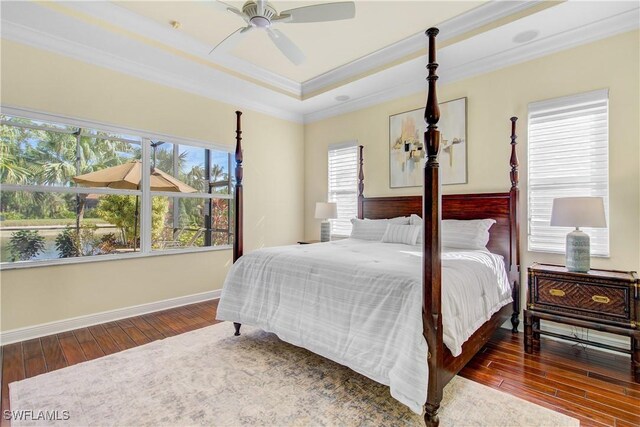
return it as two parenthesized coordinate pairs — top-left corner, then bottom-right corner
(216, 238), (512, 413)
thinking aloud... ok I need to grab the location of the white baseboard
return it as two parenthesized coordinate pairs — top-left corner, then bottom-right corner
(0, 289), (221, 345)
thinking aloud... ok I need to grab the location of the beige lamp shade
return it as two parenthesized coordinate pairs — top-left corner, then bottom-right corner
(550, 197), (606, 228)
(315, 202), (338, 219)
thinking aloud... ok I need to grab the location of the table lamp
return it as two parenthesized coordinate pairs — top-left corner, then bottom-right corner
(315, 202), (337, 242)
(550, 197), (606, 272)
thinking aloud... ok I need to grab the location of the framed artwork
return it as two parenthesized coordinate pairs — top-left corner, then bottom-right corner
(389, 97), (467, 187)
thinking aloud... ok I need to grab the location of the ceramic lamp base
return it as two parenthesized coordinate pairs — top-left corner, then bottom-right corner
(320, 221), (331, 242)
(566, 228), (590, 272)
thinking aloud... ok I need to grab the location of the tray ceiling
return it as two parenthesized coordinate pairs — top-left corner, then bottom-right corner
(115, 1), (485, 83)
(1, 1), (638, 123)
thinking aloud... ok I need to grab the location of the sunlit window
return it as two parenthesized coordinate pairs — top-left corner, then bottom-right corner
(0, 112), (232, 266)
(527, 89), (609, 256)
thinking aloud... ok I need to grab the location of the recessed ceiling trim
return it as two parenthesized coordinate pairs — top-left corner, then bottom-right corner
(2, 1), (637, 126)
(303, 8), (639, 124)
(442, 7), (640, 85)
(304, 78), (425, 124)
(301, 0), (545, 96)
(1, 20), (303, 123)
(47, 0), (303, 97)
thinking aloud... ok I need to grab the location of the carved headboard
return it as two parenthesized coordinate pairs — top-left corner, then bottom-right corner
(358, 192), (518, 274)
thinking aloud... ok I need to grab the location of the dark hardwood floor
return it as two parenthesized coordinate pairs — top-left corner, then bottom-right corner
(1, 299), (638, 427)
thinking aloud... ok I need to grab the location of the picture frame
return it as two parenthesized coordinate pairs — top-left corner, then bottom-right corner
(389, 97), (467, 187)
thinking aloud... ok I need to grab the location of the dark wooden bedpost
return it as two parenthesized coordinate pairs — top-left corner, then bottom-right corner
(357, 145), (364, 219)
(233, 110), (243, 337)
(423, 27), (442, 427)
(509, 117), (521, 333)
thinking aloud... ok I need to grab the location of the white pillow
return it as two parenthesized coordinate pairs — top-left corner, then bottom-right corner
(350, 218), (389, 241)
(382, 224), (421, 245)
(349, 217), (409, 241)
(389, 216), (410, 225)
(409, 215), (496, 249)
(442, 219), (496, 249)
(411, 214), (424, 244)
(410, 214), (423, 226)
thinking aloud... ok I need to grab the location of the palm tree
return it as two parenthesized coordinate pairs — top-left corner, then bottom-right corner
(28, 132), (136, 225)
(0, 121), (34, 184)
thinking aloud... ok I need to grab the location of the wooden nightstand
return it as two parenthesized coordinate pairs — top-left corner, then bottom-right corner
(524, 263), (639, 382)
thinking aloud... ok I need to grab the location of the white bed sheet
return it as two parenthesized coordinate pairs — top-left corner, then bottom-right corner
(216, 239), (512, 414)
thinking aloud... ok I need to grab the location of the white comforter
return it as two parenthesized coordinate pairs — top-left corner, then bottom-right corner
(216, 239), (512, 414)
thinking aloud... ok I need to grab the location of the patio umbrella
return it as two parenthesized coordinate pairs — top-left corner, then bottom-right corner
(73, 161), (197, 250)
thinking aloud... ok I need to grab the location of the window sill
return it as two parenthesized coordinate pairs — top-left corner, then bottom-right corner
(0, 245), (233, 271)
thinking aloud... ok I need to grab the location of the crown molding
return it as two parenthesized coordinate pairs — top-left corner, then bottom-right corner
(1, 20), (303, 123)
(303, 78), (424, 123)
(55, 0), (302, 97)
(301, 0), (543, 96)
(303, 8), (639, 123)
(2, 0), (637, 125)
(441, 7), (640, 85)
(42, 0), (545, 98)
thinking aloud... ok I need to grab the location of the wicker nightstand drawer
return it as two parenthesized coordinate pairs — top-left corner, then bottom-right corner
(534, 277), (629, 320)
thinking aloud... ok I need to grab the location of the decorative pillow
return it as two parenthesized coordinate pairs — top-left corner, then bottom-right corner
(408, 215), (496, 249)
(411, 214), (424, 244)
(410, 214), (423, 226)
(442, 219), (496, 249)
(350, 218), (389, 241)
(389, 216), (410, 225)
(381, 224), (421, 245)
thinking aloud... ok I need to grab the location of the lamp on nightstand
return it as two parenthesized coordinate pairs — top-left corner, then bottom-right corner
(315, 202), (337, 242)
(550, 197), (606, 272)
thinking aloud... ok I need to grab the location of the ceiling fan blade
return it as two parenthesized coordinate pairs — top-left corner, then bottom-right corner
(228, 7), (250, 24)
(274, 2), (355, 24)
(209, 0), (243, 15)
(209, 1), (250, 24)
(267, 28), (305, 65)
(209, 26), (252, 55)
(256, 0), (265, 16)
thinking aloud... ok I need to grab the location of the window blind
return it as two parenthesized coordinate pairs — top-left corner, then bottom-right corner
(527, 89), (609, 256)
(328, 143), (358, 236)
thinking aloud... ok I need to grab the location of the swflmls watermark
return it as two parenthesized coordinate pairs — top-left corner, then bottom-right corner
(3, 410), (70, 421)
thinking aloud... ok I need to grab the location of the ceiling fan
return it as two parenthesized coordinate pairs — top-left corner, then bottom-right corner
(209, 0), (356, 65)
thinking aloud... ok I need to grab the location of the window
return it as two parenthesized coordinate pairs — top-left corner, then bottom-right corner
(0, 111), (232, 267)
(328, 142), (358, 236)
(527, 89), (609, 256)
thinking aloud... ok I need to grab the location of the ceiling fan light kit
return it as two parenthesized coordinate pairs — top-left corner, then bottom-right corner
(209, 0), (356, 65)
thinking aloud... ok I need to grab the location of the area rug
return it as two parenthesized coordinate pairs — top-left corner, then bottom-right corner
(10, 322), (578, 426)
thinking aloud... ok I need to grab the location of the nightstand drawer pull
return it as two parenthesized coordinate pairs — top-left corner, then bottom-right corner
(549, 289), (565, 297)
(592, 295), (610, 304)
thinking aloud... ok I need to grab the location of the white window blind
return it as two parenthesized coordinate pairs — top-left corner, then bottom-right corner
(527, 89), (609, 256)
(328, 142), (358, 236)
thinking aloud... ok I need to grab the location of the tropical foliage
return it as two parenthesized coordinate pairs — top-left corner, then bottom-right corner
(1, 115), (232, 262)
(95, 195), (169, 247)
(8, 229), (45, 261)
(55, 226), (119, 258)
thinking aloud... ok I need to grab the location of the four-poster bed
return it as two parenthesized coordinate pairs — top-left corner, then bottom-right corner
(222, 27), (521, 426)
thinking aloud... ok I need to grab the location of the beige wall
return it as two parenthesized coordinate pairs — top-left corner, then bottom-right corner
(2, 30), (639, 333)
(305, 31), (640, 302)
(0, 40), (305, 331)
